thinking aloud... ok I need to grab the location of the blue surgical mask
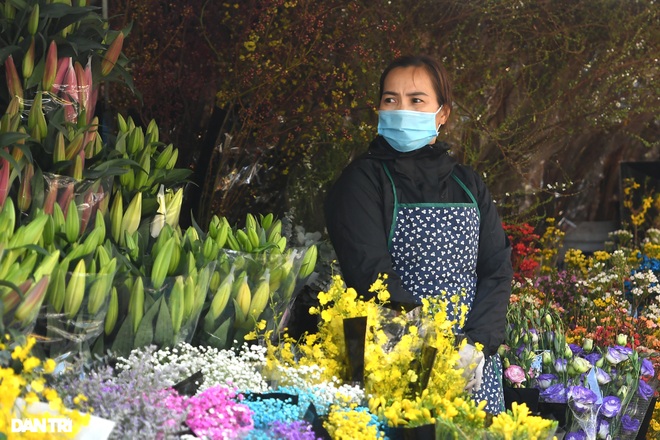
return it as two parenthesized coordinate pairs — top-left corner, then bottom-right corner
(377, 106), (443, 152)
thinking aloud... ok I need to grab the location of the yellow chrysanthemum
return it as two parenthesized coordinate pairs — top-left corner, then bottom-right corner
(22, 356), (40, 373)
(42, 359), (57, 374)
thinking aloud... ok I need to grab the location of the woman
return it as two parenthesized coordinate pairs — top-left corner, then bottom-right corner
(324, 55), (513, 414)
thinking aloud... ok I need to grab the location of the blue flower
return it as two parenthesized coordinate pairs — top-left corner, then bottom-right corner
(621, 414), (641, 433)
(605, 346), (631, 365)
(540, 383), (567, 403)
(568, 385), (598, 414)
(641, 358), (655, 377)
(569, 343), (584, 356)
(594, 367), (611, 385)
(599, 395), (621, 418)
(554, 358), (568, 373)
(565, 431), (587, 440)
(584, 352), (601, 366)
(535, 373), (557, 389)
(597, 418), (610, 439)
(637, 379), (654, 400)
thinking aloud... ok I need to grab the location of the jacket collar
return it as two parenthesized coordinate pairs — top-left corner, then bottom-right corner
(366, 136), (457, 183)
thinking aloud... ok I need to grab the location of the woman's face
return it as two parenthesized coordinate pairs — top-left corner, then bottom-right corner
(379, 66), (450, 130)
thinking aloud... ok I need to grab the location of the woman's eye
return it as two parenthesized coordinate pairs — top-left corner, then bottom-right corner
(382, 97), (395, 104)
(412, 98), (423, 103)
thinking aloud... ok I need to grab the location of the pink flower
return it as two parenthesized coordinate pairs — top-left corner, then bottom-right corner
(185, 386), (253, 439)
(504, 365), (527, 387)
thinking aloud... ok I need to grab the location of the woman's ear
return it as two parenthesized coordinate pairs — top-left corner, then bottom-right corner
(436, 105), (451, 128)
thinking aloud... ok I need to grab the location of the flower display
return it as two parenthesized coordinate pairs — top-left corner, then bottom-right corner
(501, 221), (660, 440)
(1, 0), (658, 438)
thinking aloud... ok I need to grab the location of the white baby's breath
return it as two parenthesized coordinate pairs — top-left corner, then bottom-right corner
(116, 342), (269, 394)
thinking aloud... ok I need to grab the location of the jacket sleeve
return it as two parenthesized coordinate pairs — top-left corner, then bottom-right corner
(462, 172), (513, 357)
(324, 162), (417, 307)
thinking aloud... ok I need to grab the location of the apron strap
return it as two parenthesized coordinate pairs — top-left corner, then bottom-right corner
(451, 174), (480, 220)
(382, 163), (399, 247)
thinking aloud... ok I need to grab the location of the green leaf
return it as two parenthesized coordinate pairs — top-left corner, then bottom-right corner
(154, 298), (174, 347)
(233, 297), (246, 324)
(111, 315), (135, 358)
(8, 0), (29, 10)
(211, 318), (232, 349)
(91, 334), (104, 358)
(86, 158), (140, 180)
(159, 169), (193, 185)
(0, 132), (30, 151)
(0, 45), (20, 64)
(40, 4), (95, 21)
(133, 296), (162, 349)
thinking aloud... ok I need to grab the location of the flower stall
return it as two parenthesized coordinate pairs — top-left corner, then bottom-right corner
(2, 1), (660, 440)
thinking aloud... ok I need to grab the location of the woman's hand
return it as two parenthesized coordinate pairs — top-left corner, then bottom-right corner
(456, 343), (485, 393)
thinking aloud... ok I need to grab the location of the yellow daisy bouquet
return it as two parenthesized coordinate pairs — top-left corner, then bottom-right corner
(261, 275), (559, 439)
(265, 274), (485, 433)
(0, 334), (90, 439)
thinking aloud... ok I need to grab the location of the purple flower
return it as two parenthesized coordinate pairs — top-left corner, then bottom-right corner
(594, 367), (611, 385)
(569, 343), (584, 356)
(597, 418), (610, 439)
(554, 358), (568, 373)
(621, 414), (641, 433)
(569, 385), (598, 414)
(529, 328), (539, 343)
(637, 379), (654, 400)
(599, 395), (621, 418)
(535, 373), (557, 389)
(641, 358), (655, 377)
(540, 383), (567, 403)
(565, 431), (587, 440)
(269, 420), (318, 440)
(584, 352), (601, 366)
(605, 346), (631, 365)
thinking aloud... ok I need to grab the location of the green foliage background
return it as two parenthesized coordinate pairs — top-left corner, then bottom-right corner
(106, 0), (659, 231)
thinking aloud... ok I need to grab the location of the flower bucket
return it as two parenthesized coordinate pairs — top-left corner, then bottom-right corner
(195, 247), (310, 349)
(107, 263), (215, 358)
(387, 423), (436, 440)
(503, 386), (540, 414)
(635, 396), (656, 440)
(538, 402), (569, 432)
(32, 270), (115, 364)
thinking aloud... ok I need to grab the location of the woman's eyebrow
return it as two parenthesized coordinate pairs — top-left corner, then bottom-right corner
(381, 91), (429, 97)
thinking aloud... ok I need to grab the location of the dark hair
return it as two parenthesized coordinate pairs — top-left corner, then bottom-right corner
(378, 55), (453, 111)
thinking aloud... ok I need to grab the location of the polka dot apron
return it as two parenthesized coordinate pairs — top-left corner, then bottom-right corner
(383, 163), (504, 415)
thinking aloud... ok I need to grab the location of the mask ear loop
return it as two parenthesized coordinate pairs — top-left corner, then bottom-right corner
(436, 104), (445, 132)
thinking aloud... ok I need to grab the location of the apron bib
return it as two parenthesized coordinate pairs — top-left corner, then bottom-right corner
(383, 163), (504, 415)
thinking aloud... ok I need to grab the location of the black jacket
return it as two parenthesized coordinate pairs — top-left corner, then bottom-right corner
(325, 136), (513, 357)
